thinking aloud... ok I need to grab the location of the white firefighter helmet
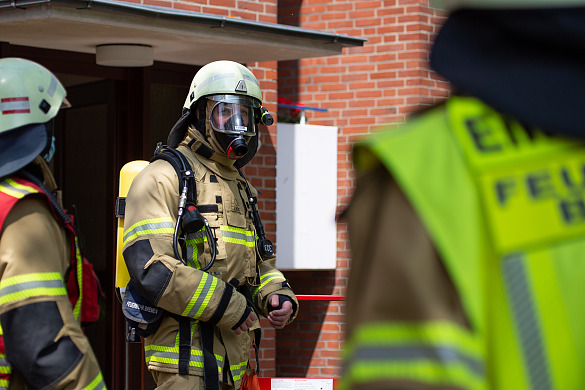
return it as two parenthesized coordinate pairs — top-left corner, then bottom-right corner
(0, 58), (68, 178)
(183, 60), (262, 111)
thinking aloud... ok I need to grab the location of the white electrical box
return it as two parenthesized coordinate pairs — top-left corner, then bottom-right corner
(276, 123), (338, 269)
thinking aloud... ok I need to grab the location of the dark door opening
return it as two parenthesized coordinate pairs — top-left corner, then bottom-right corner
(3, 44), (195, 389)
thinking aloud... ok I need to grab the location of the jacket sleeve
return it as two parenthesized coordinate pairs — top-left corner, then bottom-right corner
(251, 255), (298, 324)
(341, 163), (480, 390)
(0, 197), (105, 390)
(122, 161), (248, 329)
(243, 182), (298, 323)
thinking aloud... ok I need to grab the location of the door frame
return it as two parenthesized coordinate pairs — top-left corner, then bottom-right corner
(1, 42), (196, 390)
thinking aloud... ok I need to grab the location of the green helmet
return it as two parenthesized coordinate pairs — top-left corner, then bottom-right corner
(183, 60), (262, 110)
(432, 0), (585, 10)
(0, 58), (67, 178)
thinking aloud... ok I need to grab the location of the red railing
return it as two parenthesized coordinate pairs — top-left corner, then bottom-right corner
(296, 294), (344, 301)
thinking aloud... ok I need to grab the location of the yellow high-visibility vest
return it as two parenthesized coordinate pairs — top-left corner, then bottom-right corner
(344, 96), (585, 389)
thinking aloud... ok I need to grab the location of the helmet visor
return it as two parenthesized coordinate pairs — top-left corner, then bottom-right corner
(209, 95), (256, 136)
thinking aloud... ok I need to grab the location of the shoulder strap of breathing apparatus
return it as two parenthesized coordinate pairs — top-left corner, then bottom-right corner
(151, 142), (217, 270)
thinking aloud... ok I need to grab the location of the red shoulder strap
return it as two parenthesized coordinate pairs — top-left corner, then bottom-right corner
(0, 175), (85, 321)
(0, 176), (45, 229)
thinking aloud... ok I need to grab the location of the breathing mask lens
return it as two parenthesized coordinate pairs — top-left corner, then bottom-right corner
(210, 101), (255, 137)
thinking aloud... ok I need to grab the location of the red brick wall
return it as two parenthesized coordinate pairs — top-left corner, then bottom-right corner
(276, 0), (449, 379)
(121, 0), (277, 22)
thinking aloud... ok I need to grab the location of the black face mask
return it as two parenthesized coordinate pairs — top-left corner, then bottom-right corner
(215, 132), (249, 160)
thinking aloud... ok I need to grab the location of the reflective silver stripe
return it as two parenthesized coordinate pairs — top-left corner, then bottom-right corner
(231, 361), (247, 380)
(0, 279), (64, 298)
(48, 76), (58, 97)
(347, 344), (484, 378)
(251, 270), (285, 301)
(198, 73), (235, 91)
(145, 347), (223, 370)
(243, 74), (259, 86)
(0, 275), (66, 306)
(0, 178), (36, 198)
(222, 229), (255, 244)
(502, 253), (553, 390)
(186, 230), (206, 268)
(147, 350), (202, 364)
(183, 274), (217, 318)
(123, 218), (174, 243)
(185, 231), (206, 242)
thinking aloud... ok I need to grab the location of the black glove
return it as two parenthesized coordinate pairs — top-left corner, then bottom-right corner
(267, 295), (292, 314)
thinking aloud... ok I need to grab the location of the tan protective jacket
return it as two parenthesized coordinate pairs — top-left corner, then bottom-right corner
(123, 128), (297, 388)
(0, 171), (105, 389)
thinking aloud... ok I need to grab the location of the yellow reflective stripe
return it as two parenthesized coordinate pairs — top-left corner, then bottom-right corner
(251, 271), (285, 300)
(182, 273), (218, 318)
(220, 226), (255, 247)
(82, 371), (106, 390)
(123, 217), (174, 245)
(0, 323), (9, 389)
(258, 271), (285, 289)
(0, 178), (38, 199)
(0, 350), (10, 375)
(0, 273), (66, 305)
(185, 230), (207, 269)
(231, 360), (248, 380)
(0, 364), (10, 375)
(341, 321), (485, 390)
(144, 344), (223, 369)
(72, 236), (83, 322)
(251, 285), (259, 301)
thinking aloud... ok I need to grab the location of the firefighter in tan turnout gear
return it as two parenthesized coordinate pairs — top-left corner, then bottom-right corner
(0, 58), (105, 389)
(122, 60), (298, 389)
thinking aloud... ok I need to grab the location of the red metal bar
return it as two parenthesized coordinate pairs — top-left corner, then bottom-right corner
(296, 294), (345, 301)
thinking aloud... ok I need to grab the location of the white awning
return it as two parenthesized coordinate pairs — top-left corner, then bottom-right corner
(0, 0), (366, 65)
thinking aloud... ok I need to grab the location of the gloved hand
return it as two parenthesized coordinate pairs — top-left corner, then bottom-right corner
(267, 295), (293, 329)
(233, 307), (256, 335)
